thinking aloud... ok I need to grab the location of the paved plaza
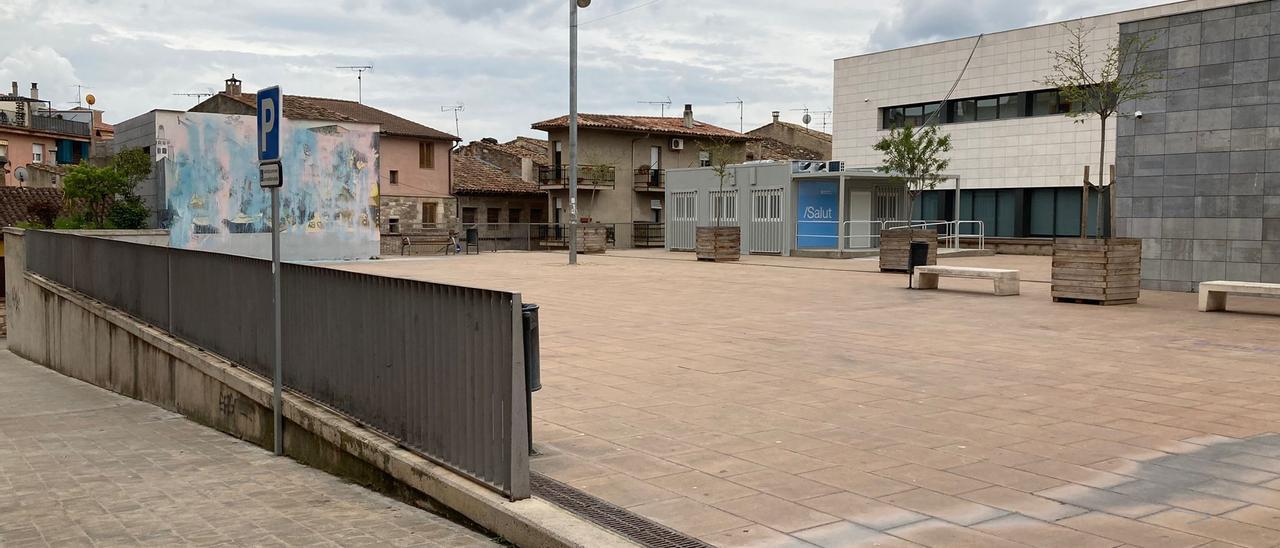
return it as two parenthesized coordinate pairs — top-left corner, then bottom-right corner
(0, 345), (497, 548)
(333, 249), (1280, 547)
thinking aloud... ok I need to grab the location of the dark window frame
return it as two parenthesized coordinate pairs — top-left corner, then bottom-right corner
(881, 88), (1082, 129)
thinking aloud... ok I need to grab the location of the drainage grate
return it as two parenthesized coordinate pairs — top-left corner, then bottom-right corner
(530, 472), (713, 548)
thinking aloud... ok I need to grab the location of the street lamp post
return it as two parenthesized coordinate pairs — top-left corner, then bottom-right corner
(568, 0), (589, 265)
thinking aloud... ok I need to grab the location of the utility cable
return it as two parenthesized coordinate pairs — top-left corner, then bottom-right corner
(922, 33), (984, 127)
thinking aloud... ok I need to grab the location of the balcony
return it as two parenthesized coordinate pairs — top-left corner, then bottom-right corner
(0, 114), (91, 137)
(538, 164), (616, 190)
(633, 167), (664, 191)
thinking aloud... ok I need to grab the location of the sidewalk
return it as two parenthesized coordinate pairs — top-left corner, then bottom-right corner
(0, 345), (498, 547)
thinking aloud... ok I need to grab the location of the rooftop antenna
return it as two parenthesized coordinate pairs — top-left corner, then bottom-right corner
(173, 91), (214, 102)
(637, 96), (672, 116)
(813, 108), (833, 132)
(71, 84), (90, 108)
(791, 106), (813, 128)
(336, 65), (374, 103)
(725, 97), (743, 133)
(441, 104), (464, 138)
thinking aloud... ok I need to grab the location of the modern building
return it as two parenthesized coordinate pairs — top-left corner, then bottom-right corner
(189, 75), (459, 233)
(0, 82), (92, 187)
(531, 105), (753, 248)
(1114, 1), (1280, 289)
(833, 0), (1241, 246)
(664, 160), (909, 256)
(747, 111), (832, 161)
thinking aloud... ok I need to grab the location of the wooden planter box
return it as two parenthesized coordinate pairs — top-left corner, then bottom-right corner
(577, 226), (607, 254)
(1051, 238), (1141, 305)
(879, 229), (937, 272)
(696, 226), (740, 261)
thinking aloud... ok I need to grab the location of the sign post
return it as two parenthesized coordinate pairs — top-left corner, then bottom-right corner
(257, 86), (284, 457)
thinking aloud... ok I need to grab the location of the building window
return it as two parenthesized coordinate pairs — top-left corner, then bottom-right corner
(1031, 90), (1060, 116)
(975, 97), (998, 121)
(509, 208), (522, 223)
(32, 143), (44, 163)
(883, 88), (1078, 129)
(531, 208), (544, 223)
(388, 217), (400, 234)
(462, 207), (477, 224)
(487, 208), (501, 224)
(0, 141), (8, 161)
(422, 202), (438, 224)
(390, 170), (399, 184)
(698, 151), (711, 167)
(419, 141), (434, 169)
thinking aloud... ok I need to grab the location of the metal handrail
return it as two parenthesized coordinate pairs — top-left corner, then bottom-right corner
(884, 220), (985, 250)
(840, 220), (885, 249)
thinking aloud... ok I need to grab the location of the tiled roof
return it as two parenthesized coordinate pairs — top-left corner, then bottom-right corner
(295, 96), (458, 141)
(531, 113), (753, 140)
(0, 187), (63, 227)
(766, 121), (832, 143)
(753, 137), (825, 161)
(451, 154), (544, 196)
(464, 137), (549, 168)
(216, 92), (359, 123)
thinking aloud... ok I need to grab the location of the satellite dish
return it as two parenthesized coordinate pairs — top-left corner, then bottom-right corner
(85, 94), (96, 106)
(15, 166), (28, 182)
(577, 0), (591, 6)
(803, 113), (812, 125)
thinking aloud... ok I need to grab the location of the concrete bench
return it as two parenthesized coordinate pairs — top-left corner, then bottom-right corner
(912, 265), (1020, 296)
(1199, 281), (1280, 312)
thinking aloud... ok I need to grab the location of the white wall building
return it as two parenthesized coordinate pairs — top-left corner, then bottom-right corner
(832, 0), (1242, 239)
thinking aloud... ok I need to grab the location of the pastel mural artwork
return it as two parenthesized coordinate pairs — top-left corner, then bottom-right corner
(163, 112), (379, 260)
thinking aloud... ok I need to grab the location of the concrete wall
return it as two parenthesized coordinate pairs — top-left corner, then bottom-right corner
(540, 128), (747, 247)
(833, 0), (1242, 191)
(1116, 1), (1280, 291)
(380, 135), (451, 199)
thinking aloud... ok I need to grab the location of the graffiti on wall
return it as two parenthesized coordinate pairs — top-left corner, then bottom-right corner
(163, 111), (379, 259)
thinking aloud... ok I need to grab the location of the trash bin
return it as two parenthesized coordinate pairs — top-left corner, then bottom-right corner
(465, 227), (479, 245)
(521, 303), (541, 392)
(908, 240), (930, 273)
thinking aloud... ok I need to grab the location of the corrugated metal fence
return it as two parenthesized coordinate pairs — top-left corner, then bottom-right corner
(24, 230), (530, 499)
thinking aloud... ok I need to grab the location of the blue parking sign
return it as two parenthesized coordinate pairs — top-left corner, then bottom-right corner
(257, 86), (282, 163)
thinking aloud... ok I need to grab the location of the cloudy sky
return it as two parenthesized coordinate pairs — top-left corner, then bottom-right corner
(4, 0), (1168, 142)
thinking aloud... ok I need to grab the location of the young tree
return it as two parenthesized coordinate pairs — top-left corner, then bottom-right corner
(1041, 23), (1163, 238)
(700, 139), (739, 227)
(873, 124), (952, 226)
(61, 148), (152, 228)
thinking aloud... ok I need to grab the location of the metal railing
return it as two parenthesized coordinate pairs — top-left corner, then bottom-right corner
(537, 164), (616, 189)
(884, 219), (986, 250)
(24, 230), (530, 499)
(633, 222), (664, 247)
(2, 114), (93, 137)
(841, 220), (886, 249)
(633, 167), (665, 190)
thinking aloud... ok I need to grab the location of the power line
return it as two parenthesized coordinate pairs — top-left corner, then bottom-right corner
(579, 0), (662, 25)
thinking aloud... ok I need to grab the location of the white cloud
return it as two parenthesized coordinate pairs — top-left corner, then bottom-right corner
(8, 0), (1172, 141)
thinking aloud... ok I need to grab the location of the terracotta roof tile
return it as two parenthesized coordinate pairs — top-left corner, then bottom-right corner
(294, 96), (458, 141)
(451, 154), (544, 196)
(217, 92), (359, 123)
(531, 113), (753, 140)
(0, 187), (63, 227)
(753, 137), (825, 161)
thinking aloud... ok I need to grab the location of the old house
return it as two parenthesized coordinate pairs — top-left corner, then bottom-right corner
(0, 82), (92, 188)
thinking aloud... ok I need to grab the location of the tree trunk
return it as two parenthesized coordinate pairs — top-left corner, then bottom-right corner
(1080, 175), (1089, 239)
(1096, 115), (1107, 239)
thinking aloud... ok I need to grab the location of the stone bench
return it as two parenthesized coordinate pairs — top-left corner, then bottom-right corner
(912, 266), (1020, 296)
(1199, 281), (1280, 312)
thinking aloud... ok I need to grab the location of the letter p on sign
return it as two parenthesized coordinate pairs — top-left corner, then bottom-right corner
(257, 86), (282, 163)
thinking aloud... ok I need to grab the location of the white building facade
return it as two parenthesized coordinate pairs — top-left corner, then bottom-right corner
(833, 0), (1241, 239)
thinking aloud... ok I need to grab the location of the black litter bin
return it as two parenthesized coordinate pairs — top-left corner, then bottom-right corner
(464, 227), (480, 254)
(908, 240), (930, 288)
(521, 303), (541, 392)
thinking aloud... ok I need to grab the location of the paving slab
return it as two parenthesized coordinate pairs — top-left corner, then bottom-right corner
(329, 250), (1280, 546)
(0, 344), (497, 547)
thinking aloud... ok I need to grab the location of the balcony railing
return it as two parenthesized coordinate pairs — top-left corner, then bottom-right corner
(538, 164), (616, 189)
(633, 167), (665, 191)
(0, 114), (92, 137)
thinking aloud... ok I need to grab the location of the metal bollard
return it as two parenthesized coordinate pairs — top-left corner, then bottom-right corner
(521, 303), (541, 455)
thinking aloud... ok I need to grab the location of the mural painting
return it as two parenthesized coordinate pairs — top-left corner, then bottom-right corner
(162, 111), (379, 260)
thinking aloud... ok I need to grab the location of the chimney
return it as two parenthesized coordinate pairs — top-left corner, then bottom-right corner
(10, 81), (16, 96)
(29, 83), (38, 101)
(682, 104), (693, 129)
(224, 74), (242, 95)
(772, 111), (780, 123)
